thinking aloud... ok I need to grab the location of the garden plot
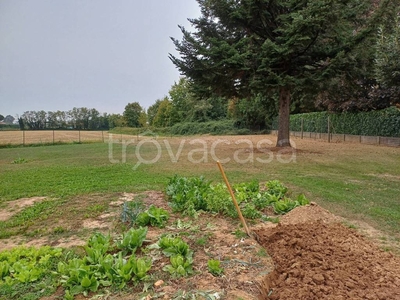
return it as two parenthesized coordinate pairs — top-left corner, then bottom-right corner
(0, 179), (399, 299)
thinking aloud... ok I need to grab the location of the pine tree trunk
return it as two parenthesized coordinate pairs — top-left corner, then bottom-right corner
(276, 87), (292, 147)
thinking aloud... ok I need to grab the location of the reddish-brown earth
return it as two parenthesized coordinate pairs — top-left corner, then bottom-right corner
(255, 221), (400, 300)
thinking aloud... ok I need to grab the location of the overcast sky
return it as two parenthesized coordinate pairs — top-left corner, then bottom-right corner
(0, 0), (200, 117)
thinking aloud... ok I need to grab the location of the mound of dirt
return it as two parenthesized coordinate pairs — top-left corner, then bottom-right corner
(278, 202), (341, 225)
(255, 221), (400, 300)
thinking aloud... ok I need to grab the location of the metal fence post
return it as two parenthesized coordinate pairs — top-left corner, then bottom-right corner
(328, 116), (331, 143)
(301, 118), (304, 139)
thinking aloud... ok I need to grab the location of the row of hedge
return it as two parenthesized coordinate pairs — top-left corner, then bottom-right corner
(0, 124), (19, 130)
(110, 120), (255, 136)
(278, 107), (400, 137)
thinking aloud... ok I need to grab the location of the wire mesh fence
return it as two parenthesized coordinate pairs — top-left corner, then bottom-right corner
(0, 130), (106, 146)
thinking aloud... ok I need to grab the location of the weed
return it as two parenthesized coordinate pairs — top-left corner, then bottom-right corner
(343, 222), (357, 229)
(195, 236), (209, 246)
(262, 216), (280, 224)
(172, 289), (223, 299)
(0, 200), (60, 239)
(256, 248), (268, 257)
(11, 157), (28, 164)
(233, 229), (247, 239)
(86, 204), (107, 218)
(53, 227), (66, 235)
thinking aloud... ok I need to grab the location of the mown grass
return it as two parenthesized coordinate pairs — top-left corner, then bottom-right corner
(0, 136), (399, 237)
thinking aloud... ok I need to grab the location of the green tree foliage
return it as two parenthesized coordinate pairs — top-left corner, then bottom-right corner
(123, 102), (144, 128)
(315, 4), (399, 113)
(170, 0), (391, 146)
(21, 110), (47, 130)
(68, 107), (101, 130)
(18, 108), (109, 130)
(168, 78), (193, 124)
(147, 99), (163, 126)
(229, 95), (276, 130)
(375, 13), (400, 88)
(168, 77), (227, 125)
(153, 97), (173, 127)
(18, 117), (25, 130)
(150, 78), (228, 127)
(108, 114), (125, 128)
(0, 114), (4, 121)
(138, 109), (148, 128)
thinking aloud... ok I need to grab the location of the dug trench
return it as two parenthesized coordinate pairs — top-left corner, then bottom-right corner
(254, 209), (400, 300)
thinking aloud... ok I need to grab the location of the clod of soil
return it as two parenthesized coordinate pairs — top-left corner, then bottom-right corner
(255, 221), (400, 300)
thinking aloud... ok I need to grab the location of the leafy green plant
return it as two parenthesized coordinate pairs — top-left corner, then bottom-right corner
(131, 256), (152, 281)
(265, 180), (288, 198)
(272, 198), (299, 215)
(166, 175), (211, 216)
(297, 194), (310, 206)
(158, 236), (193, 258)
(207, 259), (224, 276)
(111, 252), (152, 286)
(241, 203), (262, 219)
(87, 232), (111, 254)
(58, 258), (101, 297)
(206, 184), (237, 217)
(57, 229), (152, 297)
(117, 227), (148, 254)
(136, 205), (169, 228)
(0, 246), (63, 299)
(163, 254), (193, 278)
(252, 193), (271, 210)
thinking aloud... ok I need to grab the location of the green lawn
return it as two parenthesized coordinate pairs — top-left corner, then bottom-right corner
(1, 136), (399, 237)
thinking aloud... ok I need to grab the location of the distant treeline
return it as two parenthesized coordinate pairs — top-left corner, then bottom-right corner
(17, 108), (124, 130)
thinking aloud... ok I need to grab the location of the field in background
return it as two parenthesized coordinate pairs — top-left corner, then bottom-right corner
(1, 134), (399, 239)
(0, 130), (109, 145)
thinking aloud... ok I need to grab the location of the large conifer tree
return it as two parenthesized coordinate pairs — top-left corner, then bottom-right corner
(170, 0), (391, 147)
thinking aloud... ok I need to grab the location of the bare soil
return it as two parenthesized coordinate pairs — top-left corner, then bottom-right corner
(255, 205), (400, 300)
